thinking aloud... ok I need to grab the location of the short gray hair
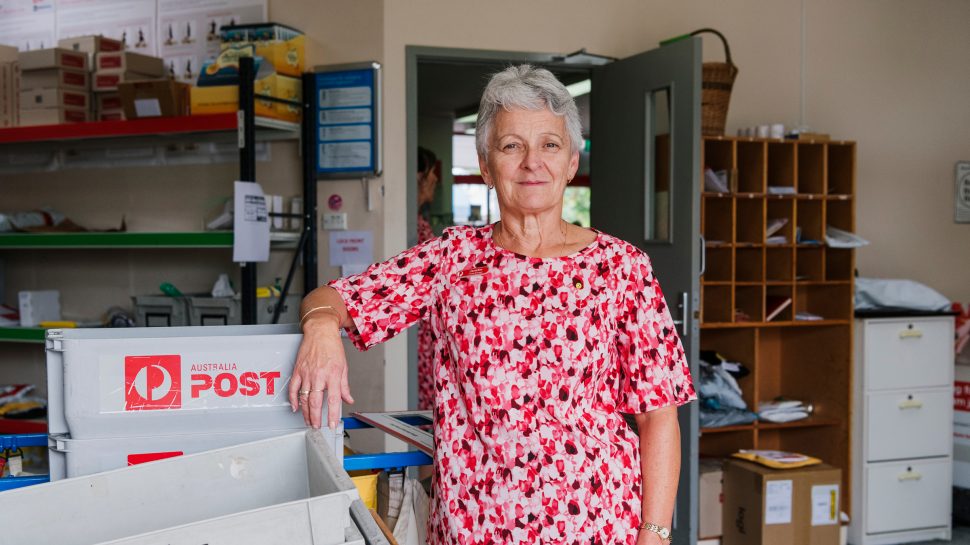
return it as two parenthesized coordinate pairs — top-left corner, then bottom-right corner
(476, 65), (583, 158)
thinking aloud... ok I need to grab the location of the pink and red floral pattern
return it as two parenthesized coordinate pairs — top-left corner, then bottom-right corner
(330, 224), (695, 545)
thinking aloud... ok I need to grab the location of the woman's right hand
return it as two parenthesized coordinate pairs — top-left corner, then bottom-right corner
(288, 312), (355, 430)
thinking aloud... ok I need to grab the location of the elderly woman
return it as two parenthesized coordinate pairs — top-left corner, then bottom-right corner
(290, 65), (695, 545)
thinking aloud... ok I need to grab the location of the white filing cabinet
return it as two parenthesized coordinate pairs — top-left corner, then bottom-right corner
(850, 316), (954, 544)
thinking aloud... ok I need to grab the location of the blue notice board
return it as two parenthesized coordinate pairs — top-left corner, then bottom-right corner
(313, 62), (382, 179)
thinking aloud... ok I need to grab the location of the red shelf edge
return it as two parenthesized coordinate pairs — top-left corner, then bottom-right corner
(0, 114), (238, 144)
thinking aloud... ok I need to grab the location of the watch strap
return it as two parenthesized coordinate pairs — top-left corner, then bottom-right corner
(639, 522), (672, 543)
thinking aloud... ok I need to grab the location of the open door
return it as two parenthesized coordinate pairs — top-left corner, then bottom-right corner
(590, 37), (702, 544)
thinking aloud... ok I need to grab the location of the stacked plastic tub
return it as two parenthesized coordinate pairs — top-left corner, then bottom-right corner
(44, 324), (341, 479)
(0, 325), (387, 544)
(0, 430), (388, 544)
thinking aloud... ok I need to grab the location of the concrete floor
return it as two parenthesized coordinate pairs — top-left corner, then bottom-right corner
(908, 526), (970, 545)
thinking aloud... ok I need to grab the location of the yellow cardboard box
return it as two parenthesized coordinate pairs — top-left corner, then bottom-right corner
(219, 34), (304, 77)
(190, 73), (301, 122)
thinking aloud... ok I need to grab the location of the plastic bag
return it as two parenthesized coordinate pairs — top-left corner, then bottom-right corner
(855, 277), (950, 311)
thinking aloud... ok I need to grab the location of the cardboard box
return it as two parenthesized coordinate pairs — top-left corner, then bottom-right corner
(95, 92), (122, 111)
(0, 44), (18, 63)
(92, 71), (154, 92)
(722, 460), (840, 545)
(700, 459), (725, 539)
(190, 73), (301, 122)
(219, 23), (305, 77)
(118, 79), (189, 118)
(20, 88), (89, 110)
(94, 106), (124, 121)
(94, 51), (165, 77)
(21, 68), (88, 92)
(19, 107), (89, 126)
(57, 35), (123, 66)
(18, 290), (61, 326)
(18, 47), (88, 71)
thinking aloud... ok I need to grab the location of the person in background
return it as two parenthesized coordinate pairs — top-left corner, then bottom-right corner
(290, 64), (695, 545)
(416, 145), (439, 410)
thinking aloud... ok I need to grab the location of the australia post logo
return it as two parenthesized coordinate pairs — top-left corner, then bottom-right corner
(125, 355), (182, 410)
(124, 355), (283, 411)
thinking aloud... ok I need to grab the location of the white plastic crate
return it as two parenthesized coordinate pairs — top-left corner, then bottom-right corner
(0, 430), (388, 545)
(46, 324), (322, 440)
(48, 425), (343, 480)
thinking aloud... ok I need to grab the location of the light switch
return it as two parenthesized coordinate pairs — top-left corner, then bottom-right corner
(322, 213), (348, 230)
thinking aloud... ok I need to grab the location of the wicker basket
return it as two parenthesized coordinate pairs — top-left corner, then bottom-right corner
(691, 28), (738, 136)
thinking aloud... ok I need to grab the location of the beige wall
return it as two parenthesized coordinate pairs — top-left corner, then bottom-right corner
(382, 0), (970, 300)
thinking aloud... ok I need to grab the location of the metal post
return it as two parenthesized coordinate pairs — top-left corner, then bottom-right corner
(239, 56), (257, 325)
(302, 72), (318, 293)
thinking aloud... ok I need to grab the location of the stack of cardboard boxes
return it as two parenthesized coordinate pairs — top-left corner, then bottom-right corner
(18, 48), (90, 126)
(57, 35), (123, 121)
(0, 45), (19, 127)
(92, 50), (166, 121)
(190, 23), (304, 122)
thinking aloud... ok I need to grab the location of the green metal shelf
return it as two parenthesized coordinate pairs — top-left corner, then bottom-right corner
(0, 326), (46, 343)
(0, 231), (300, 249)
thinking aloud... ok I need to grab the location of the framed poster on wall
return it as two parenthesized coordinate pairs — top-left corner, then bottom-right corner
(312, 62), (382, 179)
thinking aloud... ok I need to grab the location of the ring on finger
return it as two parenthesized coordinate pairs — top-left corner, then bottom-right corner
(299, 390), (311, 395)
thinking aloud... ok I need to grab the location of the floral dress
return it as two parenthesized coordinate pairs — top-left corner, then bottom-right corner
(417, 215), (436, 410)
(330, 224), (695, 545)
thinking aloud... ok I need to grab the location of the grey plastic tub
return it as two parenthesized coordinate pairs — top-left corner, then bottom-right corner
(0, 430), (388, 545)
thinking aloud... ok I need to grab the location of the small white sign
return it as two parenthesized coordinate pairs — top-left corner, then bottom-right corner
(329, 230), (373, 267)
(811, 484), (840, 526)
(233, 181), (270, 263)
(956, 161), (970, 223)
(134, 98), (162, 117)
(764, 479), (793, 525)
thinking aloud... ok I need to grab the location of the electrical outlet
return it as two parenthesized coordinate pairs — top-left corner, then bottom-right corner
(322, 212), (348, 230)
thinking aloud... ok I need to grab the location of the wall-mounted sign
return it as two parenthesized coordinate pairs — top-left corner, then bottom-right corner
(956, 161), (970, 224)
(313, 62), (382, 179)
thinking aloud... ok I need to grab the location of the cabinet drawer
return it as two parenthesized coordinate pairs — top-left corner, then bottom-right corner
(864, 319), (952, 390)
(866, 459), (950, 534)
(867, 389), (952, 461)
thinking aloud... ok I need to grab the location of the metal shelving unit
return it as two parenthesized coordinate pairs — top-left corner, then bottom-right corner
(0, 58), (315, 327)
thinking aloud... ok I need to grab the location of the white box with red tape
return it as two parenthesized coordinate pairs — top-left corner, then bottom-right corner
(46, 324), (336, 480)
(955, 364), (970, 488)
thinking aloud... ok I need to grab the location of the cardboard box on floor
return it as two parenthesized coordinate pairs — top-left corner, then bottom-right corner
(700, 459), (725, 539)
(722, 459), (841, 545)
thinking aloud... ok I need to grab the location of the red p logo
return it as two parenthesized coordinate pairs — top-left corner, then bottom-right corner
(125, 355), (181, 410)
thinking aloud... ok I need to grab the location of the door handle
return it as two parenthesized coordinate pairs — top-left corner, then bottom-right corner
(671, 291), (689, 338)
(699, 235), (706, 276)
(897, 469), (922, 482)
(898, 398), (924, 410)
(898, 329), (923, 339)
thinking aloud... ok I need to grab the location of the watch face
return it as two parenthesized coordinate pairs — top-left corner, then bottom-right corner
(659, 528), (670, 538)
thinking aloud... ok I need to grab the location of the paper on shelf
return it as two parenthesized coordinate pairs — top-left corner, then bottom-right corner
(233, 180), (270, 262)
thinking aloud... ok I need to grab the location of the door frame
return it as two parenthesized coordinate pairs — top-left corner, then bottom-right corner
(405, 45), (594, 407)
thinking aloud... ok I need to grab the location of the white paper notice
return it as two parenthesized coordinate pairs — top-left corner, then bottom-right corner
(0, 0), (56, 51)
(233, 180), (269, 262)
(764, 480), (793, 525)
(134, 98), (162, 117)
(157, 0), (266, 84)
(329, 231), (373, 267)
(56, 0), (156, 54)
(811, 484), (839, 526)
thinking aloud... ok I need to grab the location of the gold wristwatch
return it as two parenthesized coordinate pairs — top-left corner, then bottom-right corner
(640, 522), (672, 543)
